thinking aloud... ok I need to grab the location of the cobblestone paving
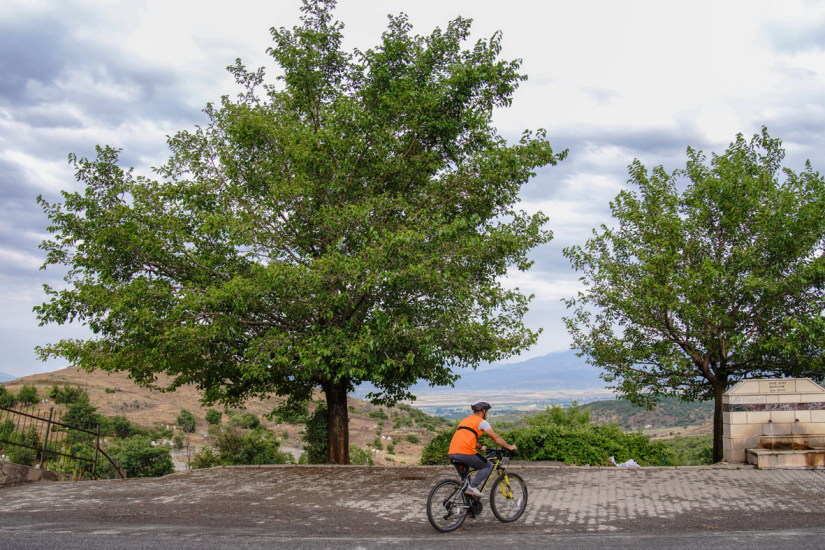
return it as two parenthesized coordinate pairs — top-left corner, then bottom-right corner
(2, 466), (825, 534)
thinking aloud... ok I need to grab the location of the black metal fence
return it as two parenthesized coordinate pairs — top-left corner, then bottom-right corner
(0, 405), (122, 479)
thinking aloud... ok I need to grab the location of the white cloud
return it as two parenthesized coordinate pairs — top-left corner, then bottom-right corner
(3, 0), (825, 374)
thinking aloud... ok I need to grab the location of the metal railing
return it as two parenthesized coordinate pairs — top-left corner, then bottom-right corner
(0, 405), (123, 479)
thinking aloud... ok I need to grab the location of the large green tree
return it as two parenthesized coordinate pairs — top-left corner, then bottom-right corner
(35, 0), (565, 464)
(563, 128), (825, 462)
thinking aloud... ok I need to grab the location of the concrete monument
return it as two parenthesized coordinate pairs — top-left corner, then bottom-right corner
(723, 378), (825, 468)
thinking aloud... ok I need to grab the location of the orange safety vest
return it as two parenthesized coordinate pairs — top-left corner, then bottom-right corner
(448, 415), (485, 456)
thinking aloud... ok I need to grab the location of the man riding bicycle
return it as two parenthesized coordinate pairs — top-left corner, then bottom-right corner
(448, 400), (517, 498)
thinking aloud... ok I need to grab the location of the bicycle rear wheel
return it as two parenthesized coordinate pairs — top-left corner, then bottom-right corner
(490, 473), (528, 522)
(426, 479), (469, 532)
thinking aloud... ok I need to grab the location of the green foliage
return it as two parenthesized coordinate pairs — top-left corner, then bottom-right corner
(240, 412), (260, 429)
(63, 394), (101, 431)
(270, 401), (309, 424)
(104, 387), (116, 394)
(372, 437), (383, 451)
(16, 384), (39, 405)
(281, 430), (289, 440)
(111, 415), (137, 439)
(34, 0), (564, 465)
(107, 436), (175, 478)
(0, 386), (15, 408)
(386, 443), (395, 454)
(191, 425), (293, 468)
(564, 128), (825, 462)
(173, 432), (185, 451)
(368, 410), (388, 421)
(348, 406), (356, 414)
(405, 434), (420, 444)
(176, 409), (197, 434)
(152, 424), (174, 439)
(662, 434), (714, 466)
(348, 445), (374, 465)
(205, 409), (222, 425)
(421, 409), (669, 467)
(49, 383), (86, 405)
(301, 403), (329, 464)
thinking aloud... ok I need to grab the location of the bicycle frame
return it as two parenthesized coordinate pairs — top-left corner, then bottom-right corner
(447, 450), (515, 509)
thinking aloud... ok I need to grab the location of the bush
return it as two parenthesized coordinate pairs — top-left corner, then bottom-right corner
(49, 383), (86, 405)
(405, 434), (420, 444)
(104, 388), (116, 394)
(0, 386), (15, 408)
(111, 415), (135, 439)
(205, 409), (222, 426)
(368, 410), (388, 421)
(301, 403), (329, 464)
(271, 400), (309, 424)
(241, 412), (260, 429)
(108, 436), (175, 478)
(386, 443), (395, 454)
(349, 445), (374, 465)
(190, 425), (293, 468)
(420, 405), (668, 467)
(16, 384), (39, 405)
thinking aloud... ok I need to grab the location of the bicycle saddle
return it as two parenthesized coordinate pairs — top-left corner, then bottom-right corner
(450, 460), (470, 480)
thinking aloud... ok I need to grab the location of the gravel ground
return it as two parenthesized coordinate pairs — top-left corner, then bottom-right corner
(1, 465), (824, 548)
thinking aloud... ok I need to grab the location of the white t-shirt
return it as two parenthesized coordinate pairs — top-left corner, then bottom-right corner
(478, 420), (491, 432)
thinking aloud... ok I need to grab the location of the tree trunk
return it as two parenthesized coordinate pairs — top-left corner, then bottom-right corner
(323, 379), (349, 465)
(712, 381), (725, 463)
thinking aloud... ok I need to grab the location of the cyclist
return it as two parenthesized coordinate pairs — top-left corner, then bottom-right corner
(447, 400), (517, 498)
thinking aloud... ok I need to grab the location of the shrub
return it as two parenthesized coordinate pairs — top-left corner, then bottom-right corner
(205, 409), (222, 426)
(372, 437), (383, 451)
(349, 445), (374, 465)
(281, 430), (289, 440)
(241, 412), (260, 429)
(190, 425), (293, 468)
(368, 410), (388, 421)
(420, 405), (669, 467)
(0, 386), (15, 408)
(271, 400), (309, 424)
(108, 436), (175, 478)
(111, 415), (135, 439)
(301, 403), (329, 464)
(104, 388), (116, 394)
(16, 384), (39, 405)
(386, 443), (395, 454)
(49, 383), (86, 405)
(405, 434), (420, 444)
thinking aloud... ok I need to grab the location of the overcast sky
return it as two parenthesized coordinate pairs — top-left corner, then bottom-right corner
(2, 0), (825, 377)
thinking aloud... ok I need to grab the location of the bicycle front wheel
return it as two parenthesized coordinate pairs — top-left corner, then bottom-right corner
(490, 473), (528, 522)
(426, 479), (468, 532)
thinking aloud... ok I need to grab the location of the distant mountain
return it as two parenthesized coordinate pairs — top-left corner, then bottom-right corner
(352, 350), (606, 397)
(0, 372), (17, 382)
(419, 350), (606, 392)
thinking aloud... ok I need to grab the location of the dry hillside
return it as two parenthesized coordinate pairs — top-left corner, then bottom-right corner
(1, 367), (444, 465)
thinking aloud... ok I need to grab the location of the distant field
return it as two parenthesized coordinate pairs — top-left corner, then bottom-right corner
(484, 397), (714, 435)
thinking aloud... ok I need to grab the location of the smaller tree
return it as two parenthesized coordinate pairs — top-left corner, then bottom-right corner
(563, 128), (825, 462)
(205, 409), (222, 426)
(176, 409), (197, 468)
(111, 415), (134, 439)
(16, 384), (39, 405)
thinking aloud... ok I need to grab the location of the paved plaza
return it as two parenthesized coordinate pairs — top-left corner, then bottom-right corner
(1, 465), (824, 547)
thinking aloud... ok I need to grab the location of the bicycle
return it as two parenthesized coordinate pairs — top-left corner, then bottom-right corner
(426, 448), (528, 532)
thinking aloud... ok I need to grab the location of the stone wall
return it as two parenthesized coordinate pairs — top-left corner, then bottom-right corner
(0, 461), (74, 487)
